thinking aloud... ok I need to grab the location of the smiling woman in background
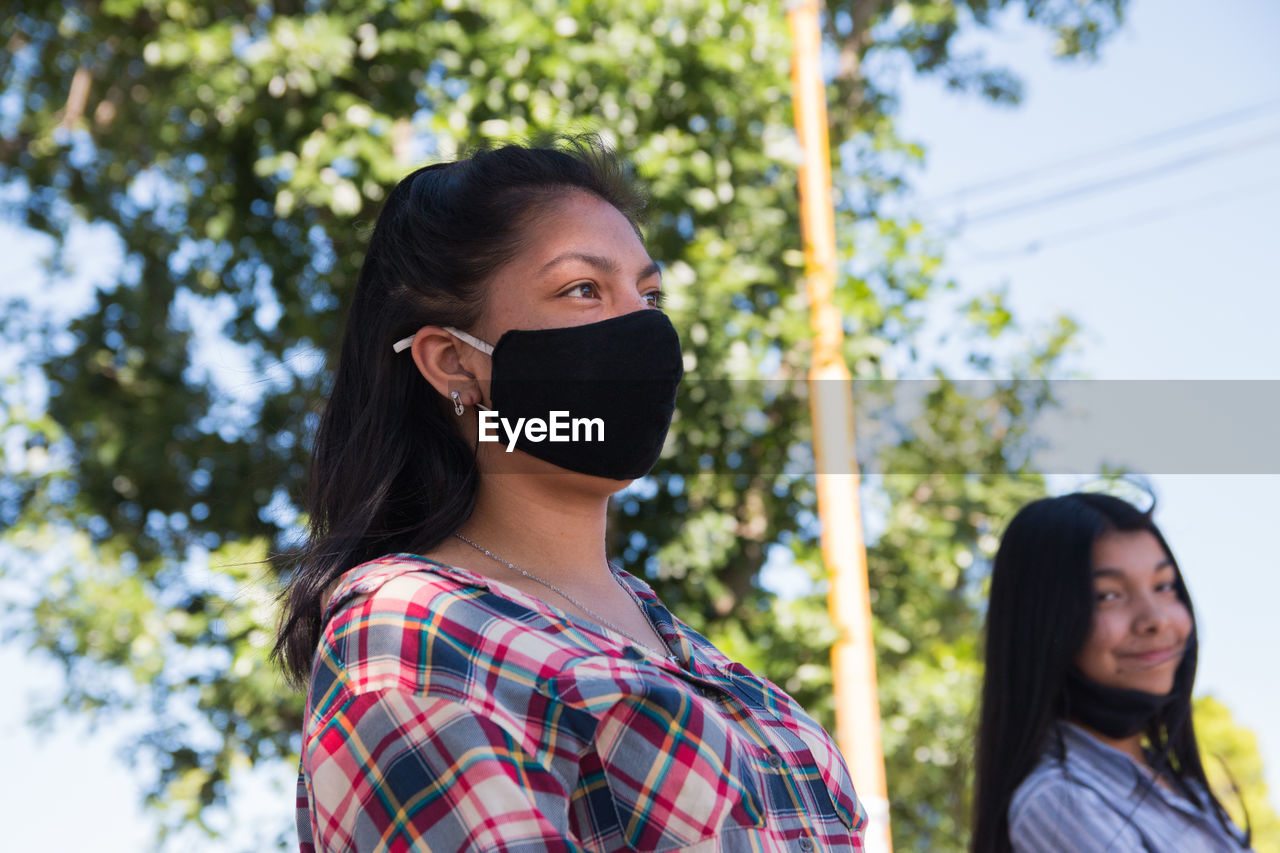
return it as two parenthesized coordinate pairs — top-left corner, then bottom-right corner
(970, 493), (1252, 853)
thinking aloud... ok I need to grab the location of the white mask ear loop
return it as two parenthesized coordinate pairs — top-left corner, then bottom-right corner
(442, 326), (495, 356)
(391, 327), (496, 356)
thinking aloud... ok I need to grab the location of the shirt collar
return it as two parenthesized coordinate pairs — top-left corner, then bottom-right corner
(321, 554), (457, 621)
(1057, 721), (1211, 821)
(611, 567), (697, 666)
(325, 554), (700, 672)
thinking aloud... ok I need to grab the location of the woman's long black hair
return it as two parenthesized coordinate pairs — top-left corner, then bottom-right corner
(273, 136), (647, 687)
(970, 492), (1246, 852)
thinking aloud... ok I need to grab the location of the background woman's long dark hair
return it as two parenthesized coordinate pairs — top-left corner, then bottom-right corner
(273, 136), (647, 687)
(970, 492), (1246, 852)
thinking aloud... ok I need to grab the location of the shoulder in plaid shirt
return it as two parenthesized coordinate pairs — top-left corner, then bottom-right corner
(297, 554), (867, 852)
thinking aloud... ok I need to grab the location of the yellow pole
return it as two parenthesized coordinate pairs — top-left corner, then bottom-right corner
(785, 2), (892, 851)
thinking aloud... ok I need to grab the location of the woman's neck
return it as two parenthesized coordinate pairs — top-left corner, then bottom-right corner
(454, 472), (612, 584)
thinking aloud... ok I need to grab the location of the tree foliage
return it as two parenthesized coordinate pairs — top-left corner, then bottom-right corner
(11, 1), (1251, 850)
(1193, 695), (1280, 853)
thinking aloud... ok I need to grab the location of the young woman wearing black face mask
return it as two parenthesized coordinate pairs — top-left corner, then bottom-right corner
(971, 493), (1251, 853)
(277, 138), (867, 852)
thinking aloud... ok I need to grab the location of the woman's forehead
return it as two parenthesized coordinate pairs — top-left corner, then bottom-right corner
(1090, 530), (1171, 574)
(516, 192), (649, 268)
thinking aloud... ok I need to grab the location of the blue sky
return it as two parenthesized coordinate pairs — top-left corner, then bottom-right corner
(2, 0), (1278, 849)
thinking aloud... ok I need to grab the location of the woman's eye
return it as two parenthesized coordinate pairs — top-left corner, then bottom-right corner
(1155, 581), (1178, 594)
(643, 290), (665, 308)
(565, 282), (599, 299)
(1094, 590), (1120, 604)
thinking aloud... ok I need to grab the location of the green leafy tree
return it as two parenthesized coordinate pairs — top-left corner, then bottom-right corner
(2, 0), (1143, 849)
(1194, 695), (1280, 853)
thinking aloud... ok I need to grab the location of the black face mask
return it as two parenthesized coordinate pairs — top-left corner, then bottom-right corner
(1064, 668), (1178, 739)
(445, 310), (684, 481)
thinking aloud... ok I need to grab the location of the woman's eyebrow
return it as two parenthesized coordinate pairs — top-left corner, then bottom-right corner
(538, 251), (618, 275)
(537, 253), (661, 284)
(1091, 560), (1174, 578)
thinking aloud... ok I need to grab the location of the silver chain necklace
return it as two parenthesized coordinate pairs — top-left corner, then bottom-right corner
(452, 532), (677, 661)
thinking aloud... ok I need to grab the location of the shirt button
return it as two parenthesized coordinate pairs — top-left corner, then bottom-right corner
(766, 751), (783, 769)
(798, 837), (813, 851)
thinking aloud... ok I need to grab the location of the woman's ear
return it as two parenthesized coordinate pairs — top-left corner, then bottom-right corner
(406, 327), (488, 407)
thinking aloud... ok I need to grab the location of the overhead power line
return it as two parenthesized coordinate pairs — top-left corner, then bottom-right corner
(955, 176), (1280, 265)
(925, 96), (1280, 205)
(954, 130), (1280, 228)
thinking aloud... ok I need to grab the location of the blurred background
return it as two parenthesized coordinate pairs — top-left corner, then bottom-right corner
(1, 0), (1276, 850)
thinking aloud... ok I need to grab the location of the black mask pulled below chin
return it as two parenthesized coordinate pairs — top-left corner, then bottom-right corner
(1064, 668), (1177, 739)
(480, 309), (684, 481)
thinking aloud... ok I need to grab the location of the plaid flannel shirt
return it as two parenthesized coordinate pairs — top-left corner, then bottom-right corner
(297, 554), (867, 852)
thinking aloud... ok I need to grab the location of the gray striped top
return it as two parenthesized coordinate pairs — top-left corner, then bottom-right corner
(1009, 721), (1251, 852)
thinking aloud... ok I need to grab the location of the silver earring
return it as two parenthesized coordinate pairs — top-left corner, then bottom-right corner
(450, 390), (464, 416)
